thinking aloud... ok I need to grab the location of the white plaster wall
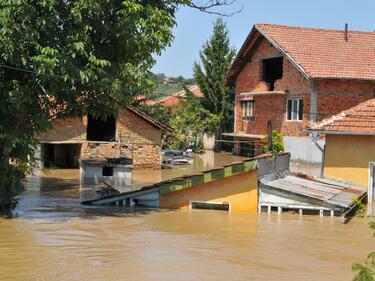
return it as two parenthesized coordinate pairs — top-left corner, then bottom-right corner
(80, 165), (132, 186)
(203, 134), (215, 150)
(283, 136), (325, 164)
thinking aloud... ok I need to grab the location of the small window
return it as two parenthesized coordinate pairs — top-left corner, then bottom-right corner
(242, 101), (255, 121)
(102, 166), (114, 176)
(287, 99), (303, 121)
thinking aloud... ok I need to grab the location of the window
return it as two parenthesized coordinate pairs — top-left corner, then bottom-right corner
(87, 114), (116, 142)
(102, 166), (114, 176)
(242, 101), (255, 121)
(287, 99), (303, 121)
(262, 57), (283, 91)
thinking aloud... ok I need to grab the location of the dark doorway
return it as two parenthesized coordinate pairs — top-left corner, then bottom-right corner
(262, 57), (283, 91)
(42, 144), (81, 168)
(87, 114), (116, 142)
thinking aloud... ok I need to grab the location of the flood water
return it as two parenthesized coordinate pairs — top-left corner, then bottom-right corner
(0, 152), (373, 281)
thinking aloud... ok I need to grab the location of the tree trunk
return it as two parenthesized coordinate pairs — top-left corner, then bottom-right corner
(0, 144), (13, 211)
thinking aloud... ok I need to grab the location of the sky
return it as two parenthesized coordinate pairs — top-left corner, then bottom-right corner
(152, 0), (375, 78)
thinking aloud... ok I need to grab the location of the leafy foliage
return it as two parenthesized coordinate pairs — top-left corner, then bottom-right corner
(136, 103), (173, 126)
(194, 18), (236, 137)
(353, 197), (366, 217)
(170, 89), (219, 151)
(0, 1), (209, 209)
(263, 131), (285, 153)
(352, 222), (375, 281)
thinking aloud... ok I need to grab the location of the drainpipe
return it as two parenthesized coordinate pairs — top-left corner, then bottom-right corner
(309, 80), (325, 178)
(310, 80), (318, 124)
(311, 131), (325, 179)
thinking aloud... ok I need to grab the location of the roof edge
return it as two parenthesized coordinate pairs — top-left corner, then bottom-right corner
(126, 105), (173, 133)
(254, 24), (311, 80)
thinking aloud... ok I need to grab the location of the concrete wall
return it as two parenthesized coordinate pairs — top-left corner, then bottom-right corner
(324, 134), (375, 190)
(283, 136), (324, 164)
(160, 170), (258, 212)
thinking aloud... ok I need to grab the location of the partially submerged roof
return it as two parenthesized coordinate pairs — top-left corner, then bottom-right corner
(126, 105), (173, 133)
(225, 23), (375, 84)
(257, 153), (365, 211)
(306, 98), (375, 135)
(261, 175), (364, 208)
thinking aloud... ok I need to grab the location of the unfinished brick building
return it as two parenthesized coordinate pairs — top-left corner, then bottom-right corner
(224, 23), (375, 163)
(38, 106), (172, 170)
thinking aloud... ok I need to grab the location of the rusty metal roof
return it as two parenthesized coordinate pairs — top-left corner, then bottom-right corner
(261, 175), (364, 208)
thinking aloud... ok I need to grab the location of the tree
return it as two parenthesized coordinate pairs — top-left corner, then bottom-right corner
(0, 0), (239, 210)
(194, 18), (236, 149)
(170, 89), (219, 151)
(263, 131), (285, 153)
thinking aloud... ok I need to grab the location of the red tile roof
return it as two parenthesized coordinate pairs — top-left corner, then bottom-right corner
(306, 98), (375, 135)
(159, 85), (203, 107)
(226, 23), (375, 83)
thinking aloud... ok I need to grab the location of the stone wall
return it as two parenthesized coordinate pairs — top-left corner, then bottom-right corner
(40, 108), (162, 170)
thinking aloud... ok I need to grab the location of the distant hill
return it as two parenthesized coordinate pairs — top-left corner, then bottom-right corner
(151, 73), (196, 100)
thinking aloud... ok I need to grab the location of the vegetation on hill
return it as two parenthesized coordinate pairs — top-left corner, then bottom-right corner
(150, 73), (196, 100)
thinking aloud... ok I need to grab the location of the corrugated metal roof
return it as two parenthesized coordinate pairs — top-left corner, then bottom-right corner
(261, 175), (364, 208)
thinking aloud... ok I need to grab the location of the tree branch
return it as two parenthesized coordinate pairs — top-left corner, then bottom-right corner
(168, 0), (243, 16)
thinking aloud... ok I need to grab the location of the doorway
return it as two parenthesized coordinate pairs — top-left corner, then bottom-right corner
(42, 144), (81, 168)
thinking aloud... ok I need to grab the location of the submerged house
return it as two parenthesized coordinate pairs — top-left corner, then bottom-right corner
(38, 105), (172, 170)
(224, 23), (375, 162)
(306, 99), (375, 213)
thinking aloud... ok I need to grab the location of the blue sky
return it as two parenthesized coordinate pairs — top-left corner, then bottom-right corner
(152, 0), (375, 78)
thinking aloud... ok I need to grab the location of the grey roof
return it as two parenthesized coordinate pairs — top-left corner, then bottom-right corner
(261, 175), (364, 208)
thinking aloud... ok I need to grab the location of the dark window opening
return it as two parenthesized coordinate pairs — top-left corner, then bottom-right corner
(262, 57), (283, 91)
(102, 166), (114, 176)
(87, 114), (116, 141)
(190, 201), (230, 211)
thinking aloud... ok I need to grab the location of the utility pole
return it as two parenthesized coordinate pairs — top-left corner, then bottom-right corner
(267, 120), (273, 152)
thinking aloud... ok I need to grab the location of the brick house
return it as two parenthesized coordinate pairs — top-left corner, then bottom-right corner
(224, 23), (375, 163)
(38, 106), (172, 170)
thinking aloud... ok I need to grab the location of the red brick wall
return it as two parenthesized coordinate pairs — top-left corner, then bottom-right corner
(39, 117), (87, 142)
(235, 38), (311, 137)
(234, 37), (375, 138)
(316, 80), (375, 122)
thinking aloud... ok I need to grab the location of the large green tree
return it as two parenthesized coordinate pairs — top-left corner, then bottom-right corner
(194, 18), (236, 146)
(0, 0), (238, 209)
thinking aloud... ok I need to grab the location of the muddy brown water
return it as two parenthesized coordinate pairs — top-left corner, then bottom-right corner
(0, 152), (373, 281)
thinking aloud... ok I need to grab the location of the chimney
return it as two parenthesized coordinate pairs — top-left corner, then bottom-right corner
(344, 23), (348, 42)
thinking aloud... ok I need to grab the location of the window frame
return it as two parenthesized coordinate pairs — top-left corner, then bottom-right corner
(241, 100), (255, 121)
(286, 98), (303, 121)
